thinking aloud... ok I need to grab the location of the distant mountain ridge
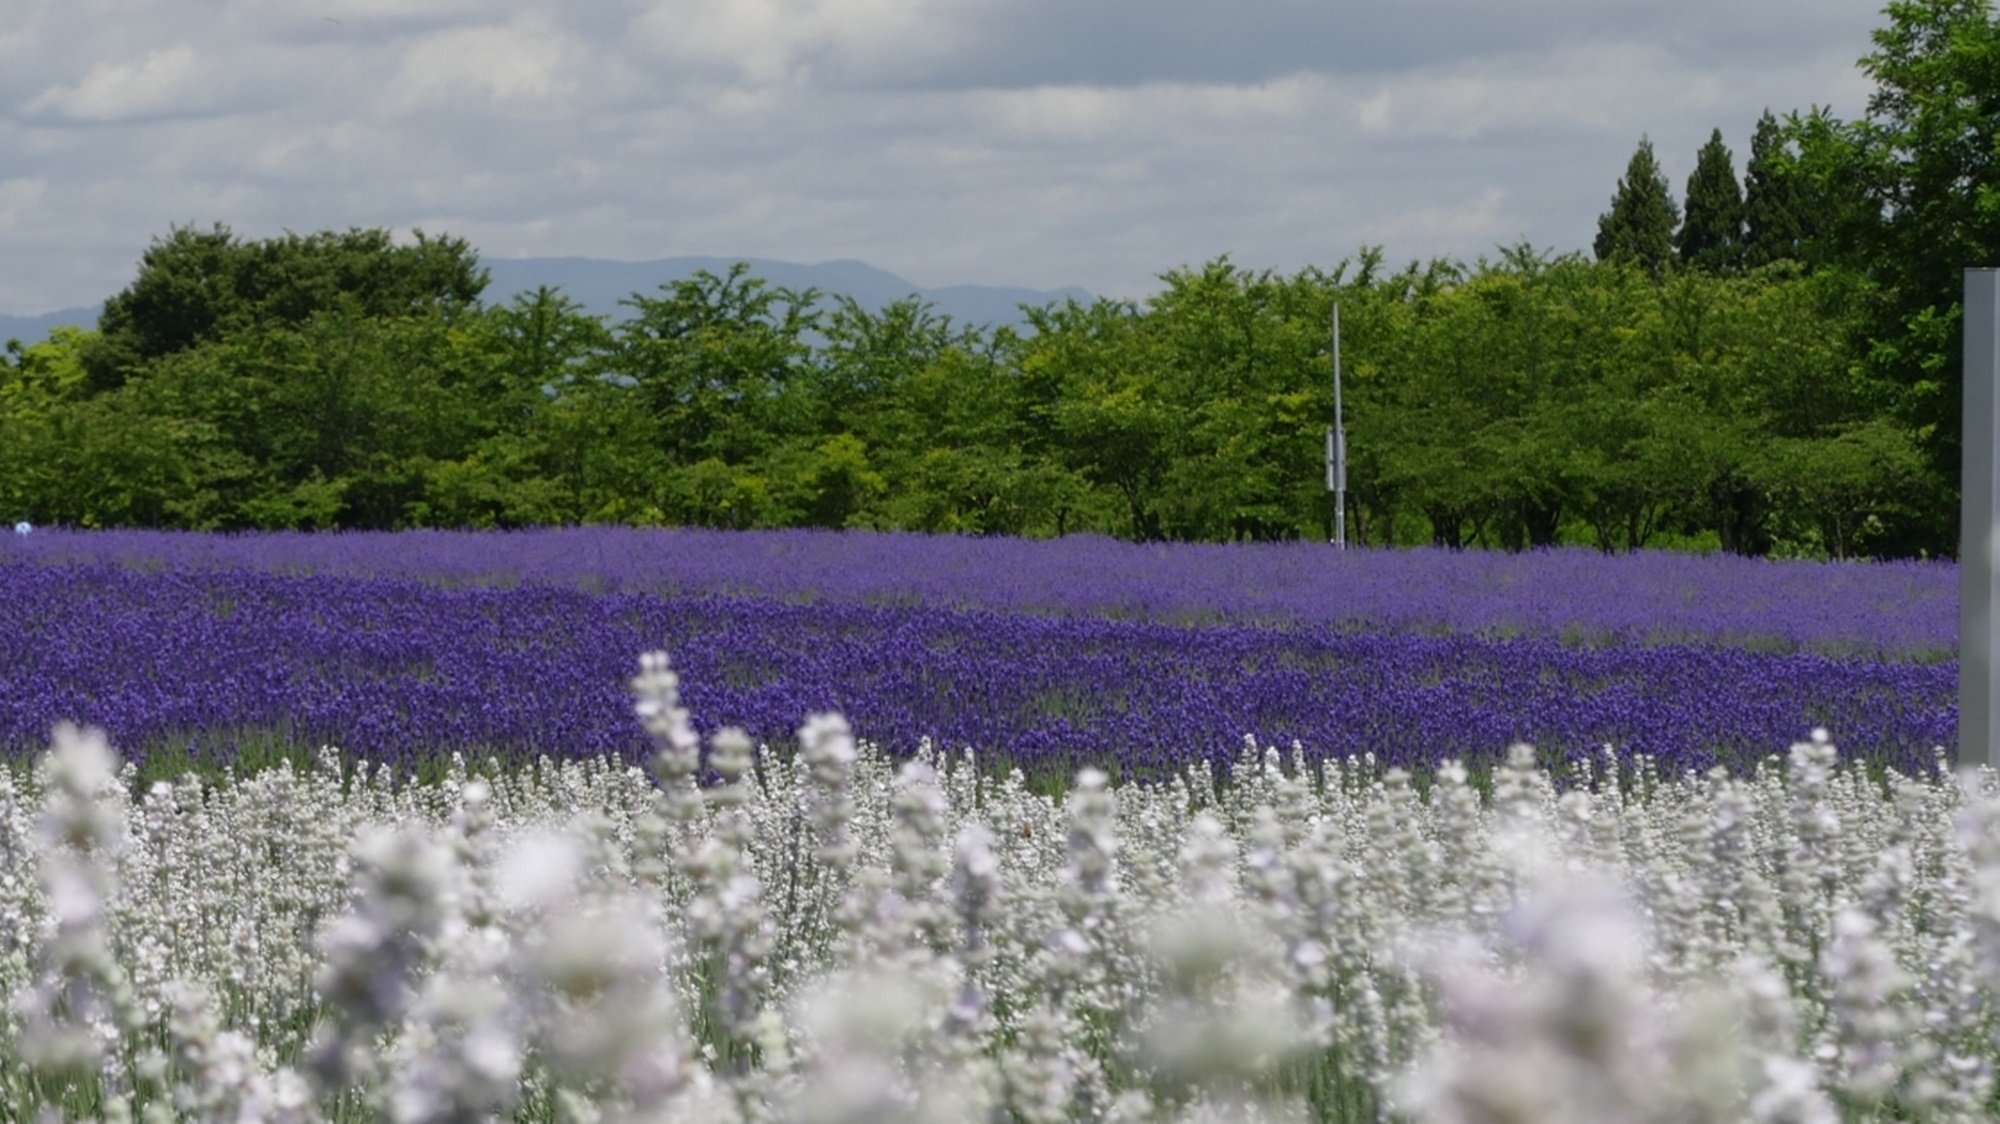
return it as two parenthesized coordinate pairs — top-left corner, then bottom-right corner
(0, 256), (1094, 348)
(482, 256), (1092, 331)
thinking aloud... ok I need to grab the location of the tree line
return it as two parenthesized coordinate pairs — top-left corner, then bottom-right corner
(0, 229), (1919, 558)
(2, 0), (1995, 560)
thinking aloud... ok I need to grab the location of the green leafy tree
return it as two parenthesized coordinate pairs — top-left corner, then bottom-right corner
(80, 224), (487, 394)
(2, 329), (97, 522)
(1677, 129), (1746, 273)
(769, 432), (889, 529)
(1468, 251), (1605, 550)
(476, 286), (614, 412)
(12, 223), (1919, 555)
(413, 287), (623, 528)
(1364, 250), (1624, 550)
(877, 443), (1085, 536)
(111, 301), (496, 530)
(1784, 0), (2000, 555)
(1594, 138), (1681, 280)
(668, 457), (777, 529)
(612, 263), (822, 470)
(1372, 260), (1504, 549)
(1143, 258), (1334, 541)
(1568, 365), (1687, 553)
(1762, 418), (1931, 558)
(809, 294), (966, 436)
(9, 375), (246, 530)
(246, 306), (470, 528)
(1016, 297), (1167, 539)
(1318, 248), (1444, 546)
(845, 316), (1093, 536)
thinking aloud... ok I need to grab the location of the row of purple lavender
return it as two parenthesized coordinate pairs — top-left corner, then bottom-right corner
(0, 526), (1958, 658)
(0, 527), (1958, 782)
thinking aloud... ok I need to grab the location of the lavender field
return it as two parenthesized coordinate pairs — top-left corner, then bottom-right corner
(0, 528), (1961, 784)
(0, 528), (1988, 1121)
(0, 525), (1956, 657)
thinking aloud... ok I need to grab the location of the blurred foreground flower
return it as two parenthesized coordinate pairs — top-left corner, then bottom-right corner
(1, 670), (1989, 1123)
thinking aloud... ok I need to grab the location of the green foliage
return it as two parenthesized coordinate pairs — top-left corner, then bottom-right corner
(1677, 128), (1746, 274)
(771, 432), (888, 529)
(612, 262), (822, 467)
(1742, 110), (1815, 270)
(79, 223), (487, 395)
(1763, 417), (1933, 559)
(1, 328), (96, 521)
(1020, 295), (1172, 540)
(0, 226), (1929, 559)
(1780, 0), (2000, 554)
(1594, 137), (1681, 280)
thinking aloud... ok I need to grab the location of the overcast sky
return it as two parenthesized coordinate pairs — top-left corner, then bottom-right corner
(0, 0), (1889, 316)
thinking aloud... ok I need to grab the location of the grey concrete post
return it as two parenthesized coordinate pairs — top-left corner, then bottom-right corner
(1962, 268), (2000, 769)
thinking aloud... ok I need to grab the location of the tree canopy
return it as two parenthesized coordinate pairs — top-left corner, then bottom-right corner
(1782, 0), (2000, 553)
(0, 230), (1926, 560)
(78, 224), (488, 394)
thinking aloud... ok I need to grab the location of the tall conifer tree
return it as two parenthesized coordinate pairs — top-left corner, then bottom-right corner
(1676, 128), (1745, 273)
(1593, 137), (1680, 279)
(1741, 109), (1809, 269)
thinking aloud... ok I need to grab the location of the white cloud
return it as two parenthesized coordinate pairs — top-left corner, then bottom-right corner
(979, 74), (1321, 144)
(1360, 188), (1511, 248)
(26, 46), (204, 122)
(1355, 90), (1394, 133)
(982, 85), (1130, 143)
(630, 0), (955, 88)
(315, 0), (487, 19)
(383, 20), (591, 116)
(0, 180), (48, 232)
(1352, 46), (1719, 139)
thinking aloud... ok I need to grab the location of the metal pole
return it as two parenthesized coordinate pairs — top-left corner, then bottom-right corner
(1329, 301), (1348, 549)
(1963, 268), (2000, 769)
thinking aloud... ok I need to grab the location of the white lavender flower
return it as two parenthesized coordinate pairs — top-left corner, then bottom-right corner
(15, 724), (139, 1087)
(800, 713), (860, 869)
(11, 703), (2000, 1124)
(305, 824), (452, 1097)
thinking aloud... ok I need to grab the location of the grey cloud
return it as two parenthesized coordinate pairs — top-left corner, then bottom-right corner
(853, 0), (1878, 91)
(0, 0), (1893, 315)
